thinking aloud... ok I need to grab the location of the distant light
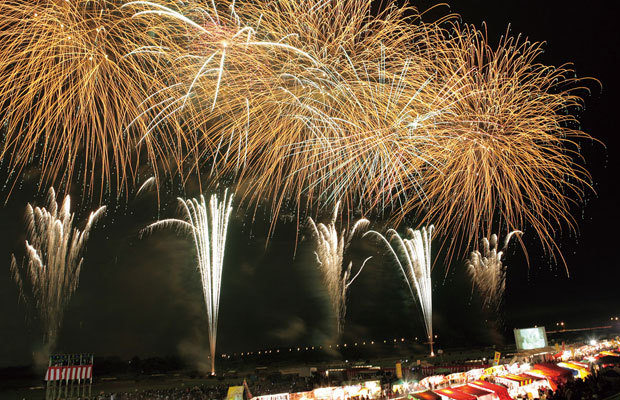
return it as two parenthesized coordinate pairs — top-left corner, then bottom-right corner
(590, 339), (597, 346)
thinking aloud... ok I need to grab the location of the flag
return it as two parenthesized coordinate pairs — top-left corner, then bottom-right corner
(244, 379), (253, 399)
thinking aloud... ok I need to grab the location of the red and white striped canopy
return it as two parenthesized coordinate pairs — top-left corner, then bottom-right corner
(45, 365), (92, 381)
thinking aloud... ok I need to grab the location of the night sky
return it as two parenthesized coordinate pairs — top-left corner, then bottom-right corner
(0, 0), (618, 368)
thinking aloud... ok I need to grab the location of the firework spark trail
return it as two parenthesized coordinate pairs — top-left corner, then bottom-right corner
(467, 230), (522, 313)
(142, 189), (233, 375)
(308, 201), (371, 335)
(0, 0), (165, 197)
(136, 176), (157, 198)
(365, 225), (435, 356)
(10, 188), (106, 348)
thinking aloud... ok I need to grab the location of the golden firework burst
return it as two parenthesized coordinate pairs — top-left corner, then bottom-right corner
(0, 0), (165, 197)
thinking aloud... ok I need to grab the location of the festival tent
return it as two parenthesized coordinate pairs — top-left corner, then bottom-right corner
(558, 362), (590, 379)
(529, 363), (573, 390)
(420, 375), (447, 389)
(495, 373), (548, 399)
(446, 372), (467, 385)
(452, 385), (495, 400)
(433, 388), (476, 400)
(494, 373), (536, 389)
(523, 368), (560, 391)
(566, 360), (590, 369)
(469, 381), (512, 400)
(410, 390), (442, 400)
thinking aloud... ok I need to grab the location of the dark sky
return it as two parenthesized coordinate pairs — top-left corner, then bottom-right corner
(0, 0), (618, 368)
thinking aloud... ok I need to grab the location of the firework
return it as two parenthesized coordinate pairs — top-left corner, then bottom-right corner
(365, 226), (435, 356)
(10, 188), (106, 348)
(467, 230), (522, 313)
(412, 24), (594, 264)
(143, 189), (233, 375)
(308, 201), (371, 335)
(124, 0), (453, 218)
(0, 0), (164, 196)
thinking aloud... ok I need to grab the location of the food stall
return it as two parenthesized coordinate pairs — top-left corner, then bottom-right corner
(420, 375), (448, 390)
(410, 390), (442, 400)
(495, 373), (547, 399)
(433, 388), (476, 400)
(469, 380), (512, 400)
(452, 384), (495, 400)
(446, 372), (467, 386)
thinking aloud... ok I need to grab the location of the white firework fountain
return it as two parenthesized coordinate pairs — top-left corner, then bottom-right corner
(467, 230), (522, 313)
(365, 226), (435, 356)
(144, 189), (233, 375)
(11, 187), (106, 349)
(308, 201), (371, 336)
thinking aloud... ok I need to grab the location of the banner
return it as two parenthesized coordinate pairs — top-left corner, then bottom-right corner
(395, 362), (402, 379)
(493, 351), (501, 366)
(226, 386), (245, 400)
(45, 365), (93, 381)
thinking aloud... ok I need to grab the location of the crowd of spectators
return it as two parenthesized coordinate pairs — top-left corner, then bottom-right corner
(93, 376), (317, 400)
(96, 384), (228, 400)
(249, 376), (315, 397)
